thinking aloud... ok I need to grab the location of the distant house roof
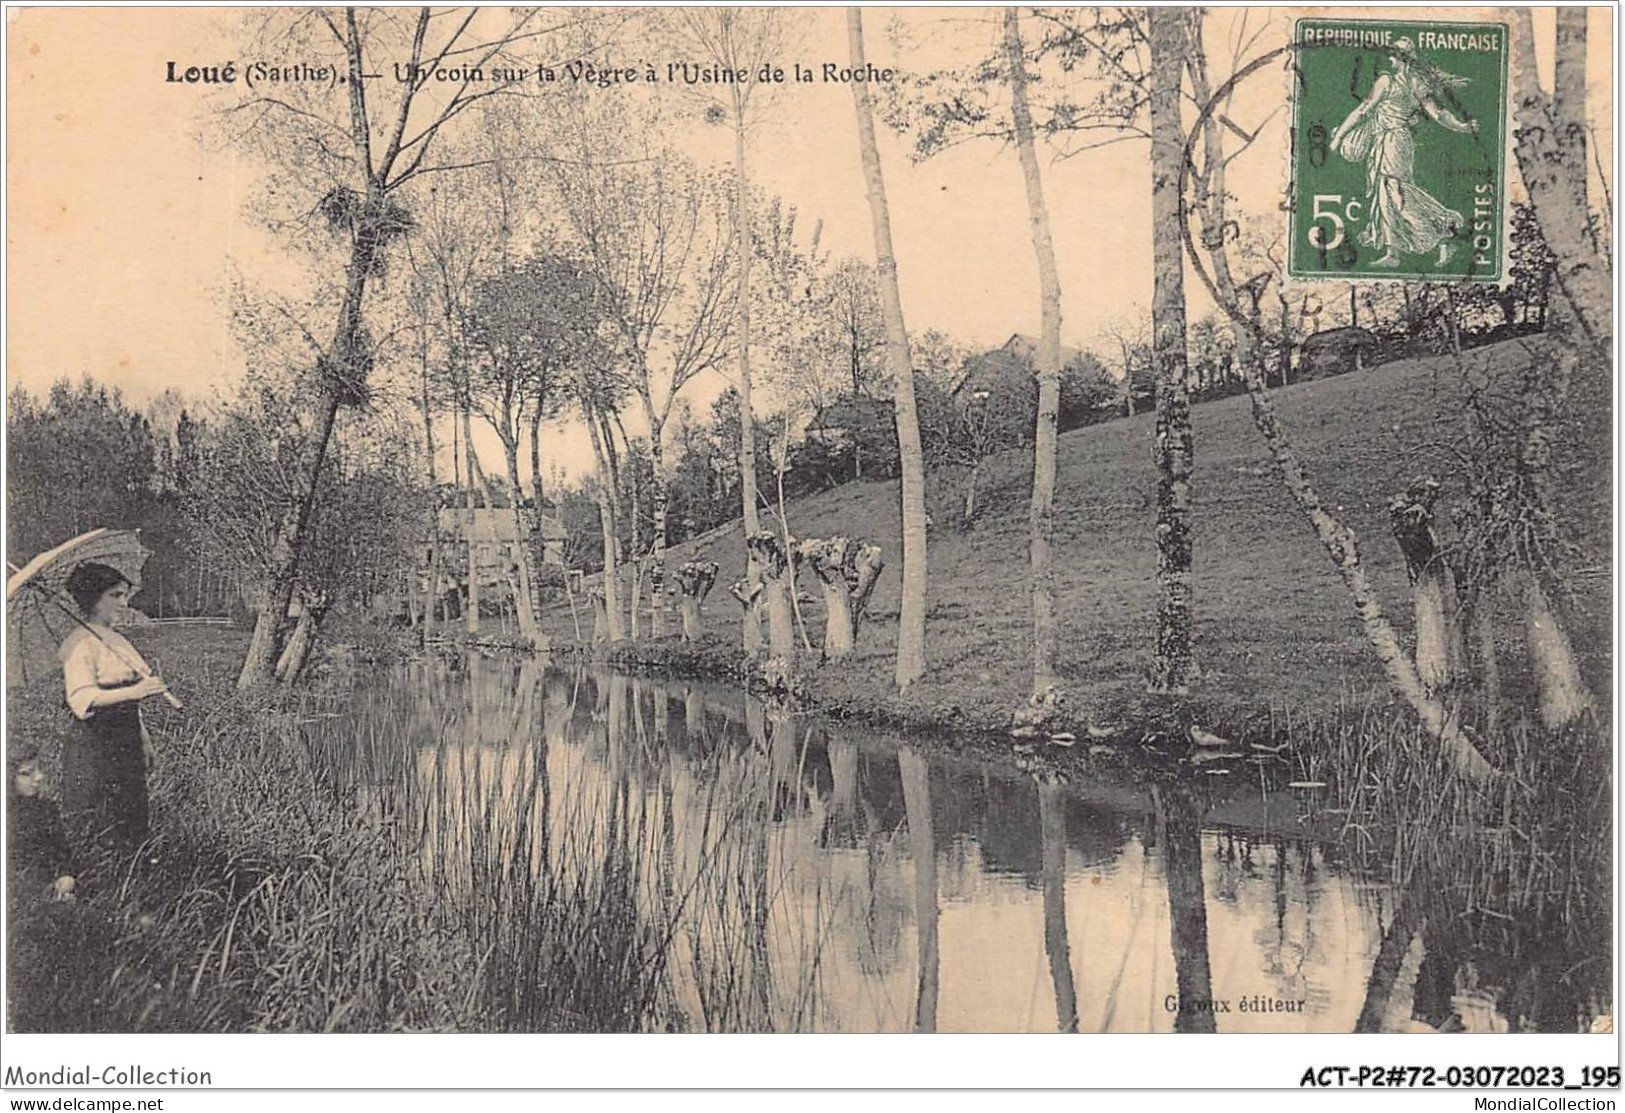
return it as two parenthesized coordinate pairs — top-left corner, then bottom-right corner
(953, 333), (1095, 396)
(1002, 333), (1085, 367)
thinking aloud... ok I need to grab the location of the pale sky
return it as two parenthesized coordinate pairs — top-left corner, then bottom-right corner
(6, 6), (1613, 480)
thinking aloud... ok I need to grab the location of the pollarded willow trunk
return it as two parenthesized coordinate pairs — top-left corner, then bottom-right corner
(798, 537), (885, 661)
(849, 6), (928, 691)
(1515, 343), (1594, 729)
(731, 578), (765, 656)
(647, 415), (669, 640)
(1525, 579), (1592, 730)
(746, 530), (798, 665)
(1389, 478), (1463, 695)
(275, 590), (330, 685)
(675, 560), (719, 643)
(588, 586), (609, 645)
(1239, 357), (1497, 782)
(1004, 6), (1064, 699)
(1147, 9), (1196, 694)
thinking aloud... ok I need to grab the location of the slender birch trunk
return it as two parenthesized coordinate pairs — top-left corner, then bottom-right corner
(462, 408), (482, 636)
(1004, 8), (1063, 698)
(1148, 9), (1196, 693)
(597, 411), (629, 637)
(733, 94), (765, 657)
(237, 241), (368, 688)
(643, 401), (668, 639)
(526, 406), (550, 625)
(417, 337), (441, 647)
(1238, 349), (1497, 781)
(849, 6), (928, 690)
(585, 407), (623, 643)
(501, 437), (541, 645)
(1511, 10), (1610, 354)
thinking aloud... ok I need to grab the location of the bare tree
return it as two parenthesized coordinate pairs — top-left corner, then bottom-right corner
(1147, 8), (1195, 693)
(553, 137), (734, 641)
(1004, 7), (1065, 699)
(849, 6), (928, 690)
(222, 7), (563, 686)
(668, 10), (796, 656)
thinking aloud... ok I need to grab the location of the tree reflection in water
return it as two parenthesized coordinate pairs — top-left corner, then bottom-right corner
(310, 661), (1607, 1033)
(1038, 779), (1079, 1032)
(1154, 784), (1216, 1033)
(899, 746), (939, 1033)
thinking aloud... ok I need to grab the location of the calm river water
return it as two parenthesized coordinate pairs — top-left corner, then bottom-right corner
(303, 653), (1596, 1034)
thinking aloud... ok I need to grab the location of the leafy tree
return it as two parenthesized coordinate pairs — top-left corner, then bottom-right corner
(462, 252), (602, 642)
(7, 379), (159, 567)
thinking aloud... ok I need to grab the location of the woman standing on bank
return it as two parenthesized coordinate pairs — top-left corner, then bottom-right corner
(57, 562), (170, 859)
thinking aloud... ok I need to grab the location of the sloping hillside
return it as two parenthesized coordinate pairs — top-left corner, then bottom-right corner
(550, 335), (1610, 729)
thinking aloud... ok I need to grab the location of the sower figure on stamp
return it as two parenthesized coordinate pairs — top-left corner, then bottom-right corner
(1331, 37), (1479, 267)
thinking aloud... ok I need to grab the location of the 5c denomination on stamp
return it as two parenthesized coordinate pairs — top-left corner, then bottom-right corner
(1288, 17), (1509, 284)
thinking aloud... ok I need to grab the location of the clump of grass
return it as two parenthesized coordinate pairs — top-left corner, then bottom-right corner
(1278, 691), (1611, 1031)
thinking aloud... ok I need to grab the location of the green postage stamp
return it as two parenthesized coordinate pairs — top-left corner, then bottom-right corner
(1288, 17), (1509, 284)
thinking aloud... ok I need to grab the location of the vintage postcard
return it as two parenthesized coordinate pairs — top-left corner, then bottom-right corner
(2, 3), (1616, 1099)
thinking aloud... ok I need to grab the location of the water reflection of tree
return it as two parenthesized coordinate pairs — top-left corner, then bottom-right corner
(1038, 780), (1079, 1032)
(899, 746), (939, 1032)
(1154, 784), (1216, 1033)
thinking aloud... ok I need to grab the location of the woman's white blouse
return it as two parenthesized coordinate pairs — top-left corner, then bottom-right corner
(59, 626), (147, 720)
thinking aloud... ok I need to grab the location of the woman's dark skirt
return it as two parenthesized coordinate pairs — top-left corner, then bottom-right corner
(58, 699), (149, 863)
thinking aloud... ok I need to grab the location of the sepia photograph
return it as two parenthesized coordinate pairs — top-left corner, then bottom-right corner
(1, 1), (1617, 1099)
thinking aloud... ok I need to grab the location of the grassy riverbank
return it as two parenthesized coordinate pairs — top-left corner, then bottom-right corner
(6, 626), (785, 1032)
(549, 336), (1609, 746)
